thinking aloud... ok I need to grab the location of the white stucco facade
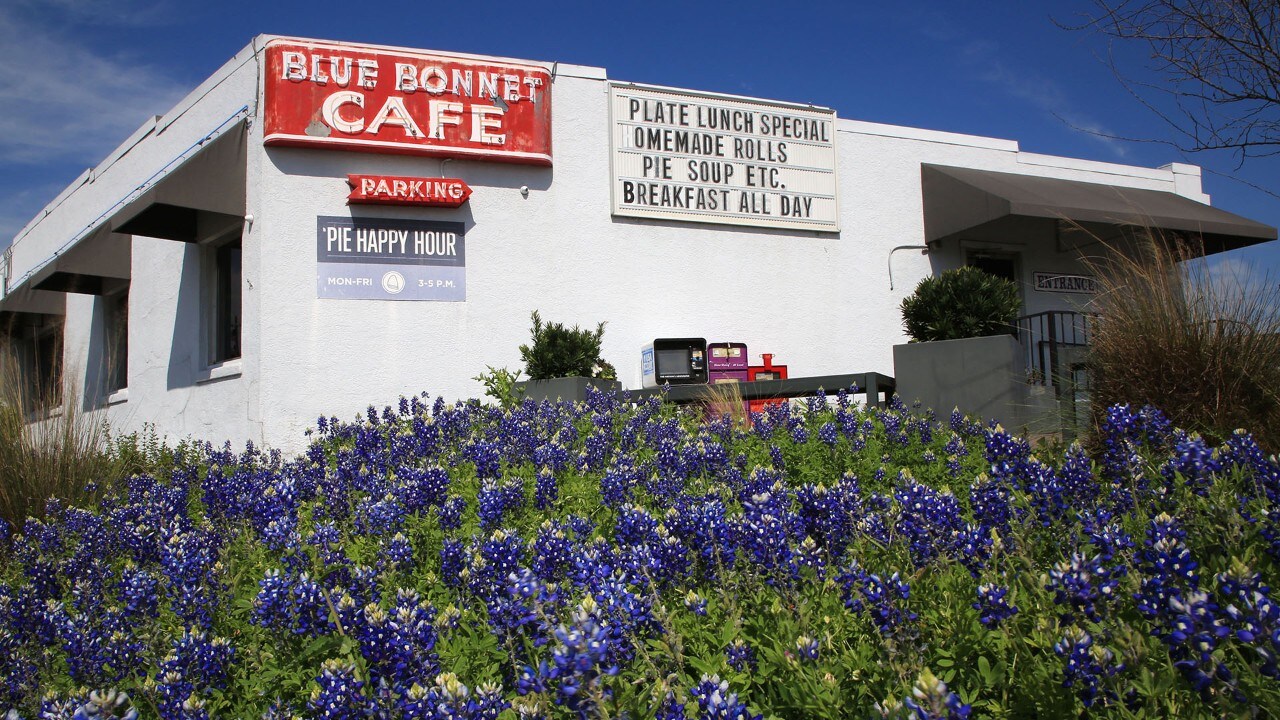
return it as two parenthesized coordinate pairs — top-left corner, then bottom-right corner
(4, 36), (1273, 453)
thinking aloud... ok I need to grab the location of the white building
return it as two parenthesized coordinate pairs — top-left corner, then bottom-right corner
(3, 35), (1274, 452)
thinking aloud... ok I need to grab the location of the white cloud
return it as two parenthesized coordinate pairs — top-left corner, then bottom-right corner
(974, 50), (1130, 159)
(0, 5), (188, 166)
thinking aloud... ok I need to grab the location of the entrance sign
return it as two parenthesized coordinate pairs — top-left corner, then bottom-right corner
(264, 40), (552, 165)
(347, 174), (472, 207)
(609, 83), (839, 231)
(317, 216), (465, 301)
(1034, 272), (1098, 294)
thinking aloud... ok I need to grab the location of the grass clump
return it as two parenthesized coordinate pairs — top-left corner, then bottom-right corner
(0, 350), (117, 529)
(1085, 235), (1280, 451)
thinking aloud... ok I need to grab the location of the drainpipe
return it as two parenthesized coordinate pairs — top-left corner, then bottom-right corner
(888, 245), (930, 290)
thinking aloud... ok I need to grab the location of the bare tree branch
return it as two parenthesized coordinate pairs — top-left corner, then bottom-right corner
(1067, 0), (1280, 160)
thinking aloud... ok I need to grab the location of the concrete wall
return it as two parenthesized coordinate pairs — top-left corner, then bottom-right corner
(10, 36), (1215, 453)
(893, 335), (1026, 426)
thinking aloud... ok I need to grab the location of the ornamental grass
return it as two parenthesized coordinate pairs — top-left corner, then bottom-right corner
(3, 389), (1280, 718)
(0, 351), (118, 529)
(1084, 235), (1280, 452)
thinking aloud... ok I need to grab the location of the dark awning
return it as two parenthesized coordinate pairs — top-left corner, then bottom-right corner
(922, 164), (1277, 254)
(112, 121), (247, 243)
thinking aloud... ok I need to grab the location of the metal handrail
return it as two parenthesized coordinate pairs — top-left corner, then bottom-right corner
(1014, 311), (1097, 390)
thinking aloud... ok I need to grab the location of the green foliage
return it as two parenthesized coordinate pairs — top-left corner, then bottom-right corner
(518, 310), (611, 380)
(8, 392), (1280, 718)
(900, 266), (1022, 342)
(472, 366), (526, 408)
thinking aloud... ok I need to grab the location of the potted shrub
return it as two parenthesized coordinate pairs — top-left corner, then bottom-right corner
(514, 311), (620, 402)
(893, 267), (1032, 426)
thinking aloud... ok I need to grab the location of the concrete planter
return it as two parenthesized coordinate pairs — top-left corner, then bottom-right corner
(515, 376), (622, 403)
(893, 334), (1040, 429)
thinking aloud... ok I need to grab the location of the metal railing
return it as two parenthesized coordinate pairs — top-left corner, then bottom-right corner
(1014, 310), (1097, 437)
(1014, 311), (1097, 392)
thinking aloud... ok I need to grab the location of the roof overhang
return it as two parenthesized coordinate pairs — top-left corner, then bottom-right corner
(921, 164), (1277, 255)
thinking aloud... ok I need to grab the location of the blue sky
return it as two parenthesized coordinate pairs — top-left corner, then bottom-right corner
(2, 0), (1277, 287)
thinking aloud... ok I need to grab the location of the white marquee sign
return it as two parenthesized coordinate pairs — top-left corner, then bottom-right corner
(609, 83), (839, 232)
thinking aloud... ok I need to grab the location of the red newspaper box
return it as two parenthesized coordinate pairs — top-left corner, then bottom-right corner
(747, 353), (789, 415)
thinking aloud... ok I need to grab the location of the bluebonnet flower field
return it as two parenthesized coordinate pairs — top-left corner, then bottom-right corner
(3, 388), (1280, 718)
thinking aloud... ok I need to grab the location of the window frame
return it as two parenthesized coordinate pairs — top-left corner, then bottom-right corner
(102, 283), (129, 397)
(201, 230), (242, 369)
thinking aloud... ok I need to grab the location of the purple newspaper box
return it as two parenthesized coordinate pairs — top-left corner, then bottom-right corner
(708, 342), (749, 384)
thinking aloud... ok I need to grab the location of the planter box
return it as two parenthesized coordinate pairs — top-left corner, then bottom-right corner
(515, 376), (622, 403)
(893, 335), (1037, 429)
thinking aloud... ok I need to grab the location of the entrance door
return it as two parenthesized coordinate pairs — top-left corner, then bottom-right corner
(967, 252), (1018, 284)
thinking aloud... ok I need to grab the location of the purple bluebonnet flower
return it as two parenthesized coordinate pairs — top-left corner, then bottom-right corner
(72, 690), (139, 720)
(466, 530), (526, 602)
(395, 465), (451, 513)
(1054, 627), (1123, 707)
(691, 675), (762, 720)
(1134, 513), (1199, 620)
(1046, 552), (1119, 625)
(1160, 432), (1221, 497)
(839, 562), (917, 637)
(893, 474), (964, 568)
(739, 490), (795, 574)
(252, 570), (331, 636)
(308, 659), (371, 720)
(117, 565), (159, 621)
(897, 669), (971, 720)
(793, 635), (819, 661)
(973, 584), (1018, 628)
(1216, 561), (1280, 679)
(401, 673), (508, 720)
(535, 467), (559, 510)
(725, 638), (757, 672)
(437, 496), (466, 532)
(382, 533), (415, 572)
(531, 520), (574, 583)
(522, 596), (620, 719)
(684, 590), (708, 616)
(478, 477), (526, 530)
(158, 522), (222, 631)
(466, 439), (503, 480)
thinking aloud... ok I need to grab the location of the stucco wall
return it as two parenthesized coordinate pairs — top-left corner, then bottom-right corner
(245, 52), (1199, 452)
(15, 36), (1214, 454)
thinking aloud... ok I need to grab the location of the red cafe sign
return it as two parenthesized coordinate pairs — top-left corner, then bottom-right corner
(347, 174), (472, 207)
(263, 39), (552, 165)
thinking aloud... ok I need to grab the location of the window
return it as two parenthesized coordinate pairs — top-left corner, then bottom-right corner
(103, 286), (128, 394)
(204, 233), (241, 366)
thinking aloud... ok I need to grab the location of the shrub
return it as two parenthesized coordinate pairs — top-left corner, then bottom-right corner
(900, 266), (1022, 342)
(518, 310), (612, 380)
(473, 365), (526, 407)
(1084, 235), (1280, 451)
